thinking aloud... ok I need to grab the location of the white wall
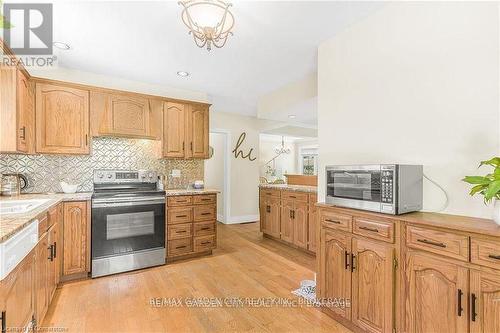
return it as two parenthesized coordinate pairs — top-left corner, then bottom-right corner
(318, 2), (499, 218)
(204, 132), (225, 221)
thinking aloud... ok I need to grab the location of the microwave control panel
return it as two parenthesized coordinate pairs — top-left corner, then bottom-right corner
(381, 170), (394, 203)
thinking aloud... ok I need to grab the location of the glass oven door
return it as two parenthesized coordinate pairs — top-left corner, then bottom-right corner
(91, 198), (165, 259)
(326, 166), (382, 210)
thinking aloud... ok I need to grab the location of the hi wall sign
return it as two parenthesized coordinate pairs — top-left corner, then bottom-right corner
(232, 133), (256, 162)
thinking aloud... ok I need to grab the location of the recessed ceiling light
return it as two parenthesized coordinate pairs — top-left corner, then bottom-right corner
(288, 115), (296, 119)
(53, 42), (71, 50)
(177, 71), (190, 77)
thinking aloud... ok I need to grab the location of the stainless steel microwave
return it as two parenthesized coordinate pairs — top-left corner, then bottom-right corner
(325, 164), (423, 215)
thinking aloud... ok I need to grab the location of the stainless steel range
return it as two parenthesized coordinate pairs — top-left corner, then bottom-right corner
(91, 170), (165, 278)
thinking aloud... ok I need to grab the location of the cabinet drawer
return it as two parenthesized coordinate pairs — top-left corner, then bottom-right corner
(406, 225), (469, 261)
(194, 221), (216, 237)
(471, 237), (500, 270)
(282, 191), (309, 202)
(320, 210), (352, 232)
(193, 194), (216, 205)
(194, 235), (216, 252)
(260, 189), (281, 198)
(353, 217), (394, 243)
(167, 196), (193, 207)
(194, 205), (216, 222)
(168, 238), (192, 256)
(168, 223), (192, 240)
(167, 207), (193, 224)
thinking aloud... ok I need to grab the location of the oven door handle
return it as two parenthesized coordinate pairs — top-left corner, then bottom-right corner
(92, 197), (165, 208)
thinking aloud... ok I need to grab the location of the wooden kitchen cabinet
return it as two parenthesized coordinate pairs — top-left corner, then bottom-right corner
(90, 91), (161, 139)
(280, 200), (295, 243)
(319, 229), (352, 320)
(36, 83), (90, 154)
(163, 102), (209, 159)
(470, 269), (500, 333)
(308, 193), (318, 253)
(293, 201), (308, 249)
(163, 102), (187, 158)
(406, 251), (468, 333)
(261, 196), (281, 239)
(351, 237), (394, 333)
(0, 251), (35, 332)
(0, 66), (35, 154)
(35, 232), (49, 325)
(63, 201), (89, 276)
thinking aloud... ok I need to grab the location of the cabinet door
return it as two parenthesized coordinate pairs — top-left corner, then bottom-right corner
(108, 95), (150, 137)
(56, 204), (63, 285)
(35, 233), (49, 325)
(63, 202), (88, 276)
(268, 197), (281, 239)
(163, 102), (186, 158)
(187, 104), (209, 159)
(16, 70), (34, 153)
(406, 252), (468, 333)
(47, 223), (59, 302)
(308, 203), (318, 253)
(2, 252), (35, 331)
(293, 201), (308, 249)
(351, 237), (394, 333)
(280, 200), (294, 243)
(36, 83), (90, 154)
(470, 270), (500, 333)
(320, 229), (352, 319)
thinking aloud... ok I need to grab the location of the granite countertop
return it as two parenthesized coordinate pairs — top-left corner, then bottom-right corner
(259, 183), (317, 193)
(0, 192), (93, 243)
(165, 189), (220, 196)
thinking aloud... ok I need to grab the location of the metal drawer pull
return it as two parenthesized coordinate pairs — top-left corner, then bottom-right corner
(488, 254), (500, 260)
(48, 245), (54, 261)
(471, 293), (477, 322)
(201, 198), (212, 201)
(344, 251), (350, 270)
(200, 241), (211, 245)
(1, 311), (6, 333)
(201, 212), (211, 216)
(176, 215), (188, 218)
(359, 226), (379, 233)
(417, 239), (446, 248)
(175, 245), (187, 249)
(176, 200), (188, 203)
(176, 230), (187, 233)
(457, 289), (463, 316)
(351, 253), (356, 272)
(325, 218), (341, 224)
(289, 196), (296, 199)
(201, 227), (211, 231)
(53, 242), (57, 259)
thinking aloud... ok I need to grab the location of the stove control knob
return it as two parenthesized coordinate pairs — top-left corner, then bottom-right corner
(107, 174), (112, 179)
(148, 172), (153, 179)
(97, 173), (104, 178)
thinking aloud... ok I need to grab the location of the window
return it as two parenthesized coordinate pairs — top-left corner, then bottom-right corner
(298, 146), (318, 175)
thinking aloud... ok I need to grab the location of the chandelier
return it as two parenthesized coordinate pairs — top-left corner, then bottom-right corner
(274, 137), (291, 155)
(178, 0), (235, 51)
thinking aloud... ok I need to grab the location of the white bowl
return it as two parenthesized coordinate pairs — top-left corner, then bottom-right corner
(60, 181), (79, 194)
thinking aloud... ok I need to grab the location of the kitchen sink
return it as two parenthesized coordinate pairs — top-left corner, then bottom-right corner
(0, 198), (51, 214)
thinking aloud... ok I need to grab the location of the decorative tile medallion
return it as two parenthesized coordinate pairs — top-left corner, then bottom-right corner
(0, 137), (204, 193)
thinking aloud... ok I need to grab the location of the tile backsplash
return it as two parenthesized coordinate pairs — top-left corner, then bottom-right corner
(0, 137), (204, 193)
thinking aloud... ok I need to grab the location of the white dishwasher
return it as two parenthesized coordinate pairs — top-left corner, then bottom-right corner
(0, 220), (38, 280)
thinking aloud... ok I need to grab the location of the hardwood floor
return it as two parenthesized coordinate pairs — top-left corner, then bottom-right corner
(43, 222), (352, 333)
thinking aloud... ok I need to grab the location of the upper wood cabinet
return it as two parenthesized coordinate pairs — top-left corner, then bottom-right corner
(90, 91), (162, 139)
(163, 102), (210, 159)
(406, 251), (468, 333)
(0, 66), (35, 154)
(63, 201), (89, 276)
(35, 83), (90, 155)
(163, 102), (186, 158)
(187, 104), (209, 159)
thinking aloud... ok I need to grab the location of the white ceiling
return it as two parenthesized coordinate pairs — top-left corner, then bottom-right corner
(16, 1), (383, 122)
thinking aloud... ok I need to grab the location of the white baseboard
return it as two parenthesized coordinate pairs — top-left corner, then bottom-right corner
(217, 214), (224, 222)
(220, 214), (260, 224)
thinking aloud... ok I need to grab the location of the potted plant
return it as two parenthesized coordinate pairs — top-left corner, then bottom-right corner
(463, 157), (500, 225)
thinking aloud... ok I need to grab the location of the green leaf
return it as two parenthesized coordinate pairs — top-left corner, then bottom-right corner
(0, 16), (12, 29)
(479, 157), (500, 168)
(462, 176), (491, 185)
(469, 184), (487, 196)
(484, 180), (500, 202)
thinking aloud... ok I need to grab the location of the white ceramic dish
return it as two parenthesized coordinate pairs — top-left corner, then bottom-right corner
(60, 181), (79, 193)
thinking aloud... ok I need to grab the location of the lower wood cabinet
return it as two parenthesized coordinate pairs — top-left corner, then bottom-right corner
(166, 194), (217, 260)
(470, 270), (500, 333)
(280, 200), (295, 244)
(406, 251), (468, 333)
(35, 232), (50, 325)
(260, 196), (281, 238)
(0, 251), (35, 332)
(63, 201), (89, 277)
